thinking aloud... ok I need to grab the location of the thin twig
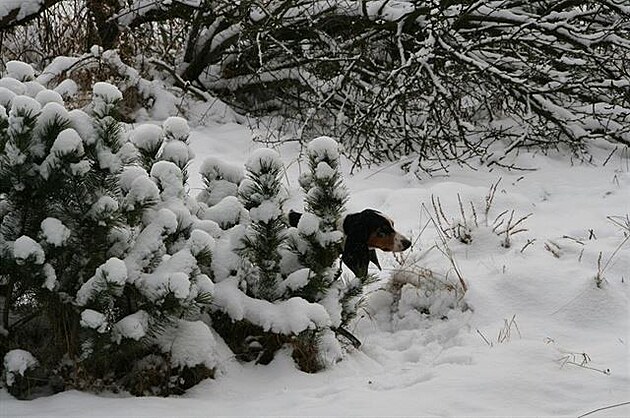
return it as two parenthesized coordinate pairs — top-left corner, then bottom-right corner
(477, 329), (492, 347)
(577, 401), (630, 418)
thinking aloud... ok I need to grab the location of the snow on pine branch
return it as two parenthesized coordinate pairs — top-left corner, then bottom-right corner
(3, 349), (38, 387)
(213, 278), (331, 335)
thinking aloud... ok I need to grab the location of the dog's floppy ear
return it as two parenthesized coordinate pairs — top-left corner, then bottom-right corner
(342, 211), (372, 277)
(342, 211), (370, 242)
(342, 244), (370, 278)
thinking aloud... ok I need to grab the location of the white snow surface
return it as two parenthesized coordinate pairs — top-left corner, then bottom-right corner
(36, 102), (69, 132)
(283, 267), (312, 291)
(41, 263), (57, 291)
(0, 87), (16, 108)
(150, 161), (184, 198)
(296, 212), (320, 236)
(199, 156), (244, 184)
(161, 140), (194, 167)
(3, 123), (630, 417)
(39, 128), (85, 179)
(202, 195), (245, 228)
(248, 199), (282, 223)
(53, 78), (78, 98)
(9, 94), (40, 116)
(245, 147), (282, 174)
(53, 128), (84, 154)
(122, 172), (159, 207)
(0, 78), (25, 97)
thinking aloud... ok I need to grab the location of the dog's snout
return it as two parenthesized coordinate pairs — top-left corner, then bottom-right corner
(390, 233), (412, 252)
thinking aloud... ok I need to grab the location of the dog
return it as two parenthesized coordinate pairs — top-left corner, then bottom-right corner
(289, 208), (412, 277)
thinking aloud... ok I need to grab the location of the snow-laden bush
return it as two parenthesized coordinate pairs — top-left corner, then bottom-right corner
(286, 137), (367, 366)
(2, 349), (42, 399)
(1, 61), (370, 396)
(185, 137), (363, 372)
(0, 63), (216, 397)
(199, 138), (362, 371)
(239, 148), (287, 302)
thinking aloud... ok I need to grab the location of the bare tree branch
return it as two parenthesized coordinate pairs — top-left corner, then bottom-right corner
(0, 0), (63, 30)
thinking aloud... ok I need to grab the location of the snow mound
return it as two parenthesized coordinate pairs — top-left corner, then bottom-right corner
(163, 116), (190, 141)
(92, 82), (123, 103)
(162, 140), (194, 168)
(76, 258), (128, 305)
(13, 235), (45, 265)
(156, 320), (218, 369)
(3, 350), (38, 387)
(202, 196), (245, 229)
(10, 94), (40, 116)
(5, 61), (35, 81)
(199, 157), (244, 184)
(35, 89), (64, 106)
(113, 310), (150, 343)
(40, 217), (71, 246)
(36, 102), (70, 132)
(123, 174), (160, 208)
(129, 124), (163, 152)
(306, 136), (340, 162)
(80, 309), (108, 333)
(245, 148), (282, 174)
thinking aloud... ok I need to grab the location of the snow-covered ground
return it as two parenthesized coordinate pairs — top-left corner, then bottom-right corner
(2, 122), (629, 417)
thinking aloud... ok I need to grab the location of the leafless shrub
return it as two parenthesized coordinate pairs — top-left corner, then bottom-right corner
(4, 1), (629, 171)
(594, 215), (630, 288)
(497, 314), (521, 344)
(492, 210), (532, 248)
(431, 179), (531, 248)
(431, 194), (476, 244)
(476, 314), (521, 347)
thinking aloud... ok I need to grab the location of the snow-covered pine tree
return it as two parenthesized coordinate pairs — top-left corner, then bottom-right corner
(207, 147), (334, 369)
(287, 137), (368, 367)
(238, 148), (287, 302)
(0, 66), (129, 397)
(77, 116), (219, 395)
(290, 136), (347, 301)
(0, 63), (218, 397)
(196, 157), (246, 230)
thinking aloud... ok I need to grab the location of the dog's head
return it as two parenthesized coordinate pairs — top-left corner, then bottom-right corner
(341, 209), (411, 277)
(289, 208), (411, 277)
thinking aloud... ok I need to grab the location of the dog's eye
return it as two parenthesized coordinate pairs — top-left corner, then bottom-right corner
(376, 229), (388, 237)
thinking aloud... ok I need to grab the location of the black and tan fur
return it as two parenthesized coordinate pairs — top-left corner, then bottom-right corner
(289, 208), (411, 277)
